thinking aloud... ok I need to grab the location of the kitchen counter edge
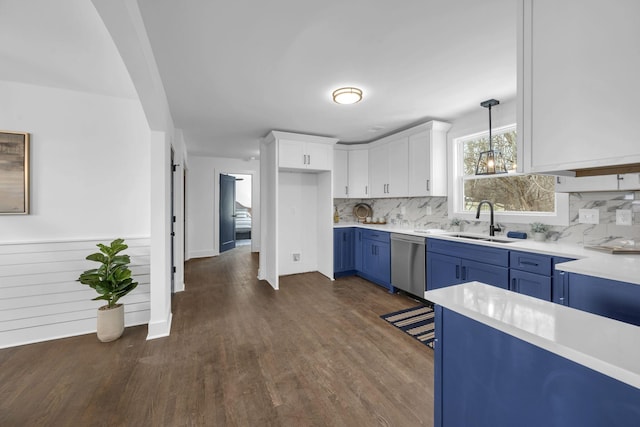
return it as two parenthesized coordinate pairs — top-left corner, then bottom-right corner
(334, 223), (640, 285)
(425, 282), (640, 389)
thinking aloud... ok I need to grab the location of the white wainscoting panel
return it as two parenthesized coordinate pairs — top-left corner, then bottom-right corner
(0, 237), (150, 348)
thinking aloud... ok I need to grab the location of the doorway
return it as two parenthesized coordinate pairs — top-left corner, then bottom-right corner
(219, 173), (253, 253)
(231, 173), (252, 247)
(219, 174), (236, 253)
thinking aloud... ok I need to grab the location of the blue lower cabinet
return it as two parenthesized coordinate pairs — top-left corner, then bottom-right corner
(510, 269), (552, 300)
(463, 259), (509, 289)
(333, 228), (355, 277)
(426, 252), (462, 290)
(434, 306), (640, 427)
(552, 257), (574, 305)
(354, 228), (363, 271)
(359, 230), (392, 291)
(509, 251), (558, 301)
(567, 273), (640, 326)
(426, 240), (508, 290)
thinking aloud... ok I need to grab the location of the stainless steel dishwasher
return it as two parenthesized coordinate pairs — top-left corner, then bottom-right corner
(390, 233), (426, 297)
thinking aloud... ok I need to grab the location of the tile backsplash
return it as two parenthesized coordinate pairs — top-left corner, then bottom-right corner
(335, 191), (640, 245)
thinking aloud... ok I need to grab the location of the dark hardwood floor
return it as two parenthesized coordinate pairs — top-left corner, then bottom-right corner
(0, 246), (434, 426)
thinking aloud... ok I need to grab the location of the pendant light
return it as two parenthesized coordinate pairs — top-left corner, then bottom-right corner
(475, 99), (508, 175)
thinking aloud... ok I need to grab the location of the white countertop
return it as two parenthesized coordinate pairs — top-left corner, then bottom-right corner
(425, 282), (640, 389)
(334, 223), (640, 285)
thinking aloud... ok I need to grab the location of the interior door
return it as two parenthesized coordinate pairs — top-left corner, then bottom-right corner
(170, 148), (175, 293)
(219, 174), (236, 253)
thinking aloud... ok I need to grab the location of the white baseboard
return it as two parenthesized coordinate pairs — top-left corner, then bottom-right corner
(188, 249), (216, 259)
(146, 312), (172, 340)
(173, 280), (185, 293)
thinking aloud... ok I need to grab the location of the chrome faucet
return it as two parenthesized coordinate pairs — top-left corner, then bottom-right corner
(475, 200), (502, 236)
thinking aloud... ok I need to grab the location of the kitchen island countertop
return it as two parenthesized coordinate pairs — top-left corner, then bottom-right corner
(425, 281), (640, 389)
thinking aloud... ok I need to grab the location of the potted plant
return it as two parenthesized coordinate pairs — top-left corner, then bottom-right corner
(450, 217), (463, 232)
(77, 239), (138, 342)
(530, 222), (550, 242)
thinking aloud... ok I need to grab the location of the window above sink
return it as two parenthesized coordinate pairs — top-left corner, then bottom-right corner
(449, 120), (569, 226)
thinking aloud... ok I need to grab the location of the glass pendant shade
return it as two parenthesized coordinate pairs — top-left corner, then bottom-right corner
(475, 149), (508, 175)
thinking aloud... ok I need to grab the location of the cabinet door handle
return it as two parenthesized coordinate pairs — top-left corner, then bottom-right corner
(345, 186), (348, 195)
(461, 266), (466, 280)
(308, 155), (311, 165)
(426, 179), (430, 192)
(365, 185), (368, 195)
(520, 261), (539, 267)
(455, 265), (460, 279)
(556, 176), (561, 184)
(511, 278), (517, 291)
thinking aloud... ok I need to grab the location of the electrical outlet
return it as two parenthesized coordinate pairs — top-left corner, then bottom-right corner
(578, 208), (599, 224)
(616, 209), (633, 226)
(292, 253), (300, 262)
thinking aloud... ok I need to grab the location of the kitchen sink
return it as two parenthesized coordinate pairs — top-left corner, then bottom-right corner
(447, 233), (517, 244)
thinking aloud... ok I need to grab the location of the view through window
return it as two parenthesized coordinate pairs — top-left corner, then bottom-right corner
(460, 126), (556, 213)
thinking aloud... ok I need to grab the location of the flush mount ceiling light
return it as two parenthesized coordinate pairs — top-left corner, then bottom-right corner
(332, 87), (363, 104)
(475, 99), (508, 175)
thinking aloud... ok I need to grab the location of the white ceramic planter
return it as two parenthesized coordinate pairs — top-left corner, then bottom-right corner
(533, 232), (547, 242)
(97, 304), (124, 342)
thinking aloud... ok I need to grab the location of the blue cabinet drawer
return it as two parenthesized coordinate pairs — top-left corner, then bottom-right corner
(361, 229), (390, 243)
(427, 238), (509, 267)
(510, 251), (552, 276)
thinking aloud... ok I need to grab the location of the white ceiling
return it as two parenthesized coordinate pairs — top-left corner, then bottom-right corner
(0, 0), (137, 100)
(137, 0), (517, 159)
(0, 1), (517, 160)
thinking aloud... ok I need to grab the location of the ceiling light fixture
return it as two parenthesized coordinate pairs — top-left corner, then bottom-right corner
(332, 87), (363, 105)
(475, 99), (508, 175)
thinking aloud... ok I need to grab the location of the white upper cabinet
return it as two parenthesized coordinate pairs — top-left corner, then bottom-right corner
(619, 173), (640, 191)
(369, 137), (409, 197)
(519, 0), (640, 174)
(348, 149), (369, 198)
(556, 173), (640, 193)
(279, 139), (333, 171)
(408, 121), (452, 197)
(555, 175), (619, 193)
(333, 147), (370, 198)
(333, 148), (349, 197)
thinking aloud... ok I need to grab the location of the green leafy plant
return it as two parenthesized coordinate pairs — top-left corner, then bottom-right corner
(78, 239), (138, 309)
(530, 222), (550, 233)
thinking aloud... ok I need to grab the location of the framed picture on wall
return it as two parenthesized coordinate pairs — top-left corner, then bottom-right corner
(0, 130), (30, 214)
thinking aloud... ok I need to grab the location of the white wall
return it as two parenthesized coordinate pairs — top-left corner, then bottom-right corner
(93, 0), (178, 340)
(0, 81), (152, 348)
(187, 156), (260, 259)
(278, 171), (319, 275)
(0, 81), (150, 242)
